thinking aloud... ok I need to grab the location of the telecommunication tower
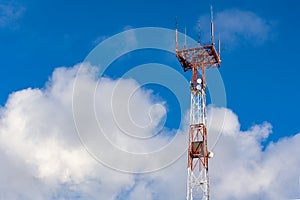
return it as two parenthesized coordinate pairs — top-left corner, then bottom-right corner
(175, 7), (221, 200)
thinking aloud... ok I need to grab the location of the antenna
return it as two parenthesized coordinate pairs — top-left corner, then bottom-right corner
(184, 27), (187, 49)
(175, 6), (222, 200)
(218, 34), (221, 60)
(210, 5), (215, 45)
(175, 17), (178, 52)
(197, 20), (201, 45)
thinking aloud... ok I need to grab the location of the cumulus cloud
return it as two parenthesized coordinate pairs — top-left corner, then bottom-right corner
(208, 107), (300, 199)
(199, 9), (273, 47)
(0, 63), (186, 199)
(0, 63), (299, 199)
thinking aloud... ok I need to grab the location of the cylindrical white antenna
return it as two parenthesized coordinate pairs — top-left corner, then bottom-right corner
(184, 27), (187, 49)
(218, 34), (221, 60)
(197, 20), (201, 45)
(210, 5), (215, 45)
(175, 17), (178, 52)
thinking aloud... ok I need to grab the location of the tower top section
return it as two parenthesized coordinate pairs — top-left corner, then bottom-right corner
(175, 7), (221, 72)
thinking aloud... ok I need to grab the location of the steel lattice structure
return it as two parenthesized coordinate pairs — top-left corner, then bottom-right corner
(175, 7), (221, 200)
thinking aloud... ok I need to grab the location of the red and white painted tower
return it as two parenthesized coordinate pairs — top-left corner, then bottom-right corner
(175, 7), (221, 200)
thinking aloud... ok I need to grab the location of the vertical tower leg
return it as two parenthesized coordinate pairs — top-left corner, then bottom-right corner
(176, 11), (221, 198)
(187, 83), (209, 200)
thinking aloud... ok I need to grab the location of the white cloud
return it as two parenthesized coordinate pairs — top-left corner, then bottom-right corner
(92, 35), (108, 45)
(0, 2), (24, 28)
(208, 107), (300, 199)
(0, 64), (135, 199)
(0, 63), (299, 199)
(122, 25), (138, 47)
(199, 9), (273, 47)
(92, 25), (137, 47)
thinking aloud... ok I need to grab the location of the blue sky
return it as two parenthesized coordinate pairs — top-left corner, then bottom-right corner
(0, 0), (300, 199)
(1, 0), (299, 143)
(0, 0), (300, 200)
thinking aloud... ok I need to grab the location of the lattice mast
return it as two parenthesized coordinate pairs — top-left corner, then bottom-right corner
(175, 7), (221, 200)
